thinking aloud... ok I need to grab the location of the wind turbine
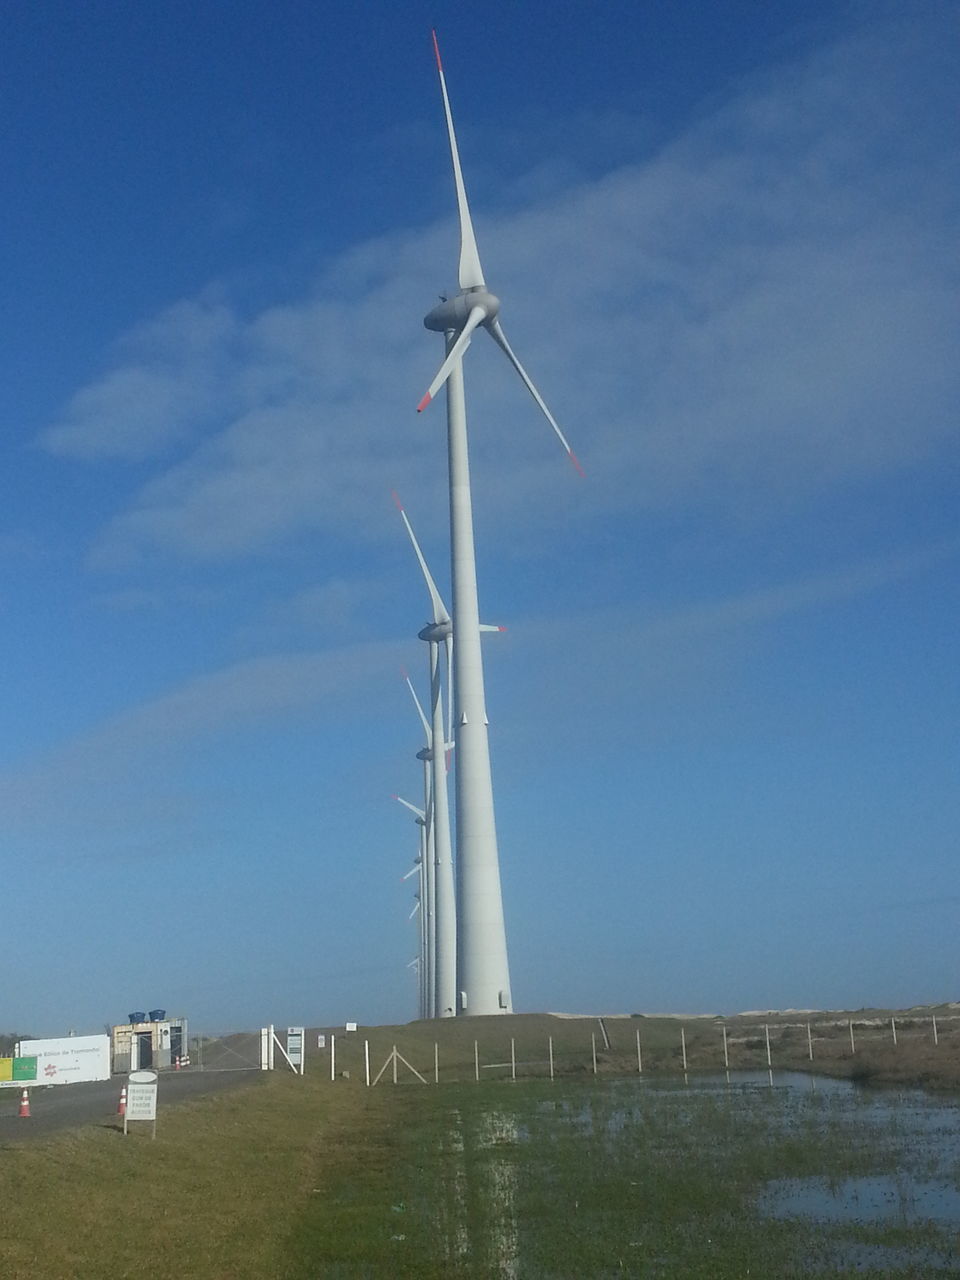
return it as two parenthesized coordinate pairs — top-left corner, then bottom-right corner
(395, 492), (505, 1019)
(401, 860), (426, 1019)
(395, 490), (456, 1021)
(417, 33), (581, 1016)
(395, 793), (433, 1018)
(402, 661), (456, 1019)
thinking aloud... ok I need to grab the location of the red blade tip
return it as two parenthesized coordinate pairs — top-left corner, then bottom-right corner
(417, 391), (432, 413)
(569, 449), (586, 478)
(431, 30), (442, 72)
(391, 489), (404, 512)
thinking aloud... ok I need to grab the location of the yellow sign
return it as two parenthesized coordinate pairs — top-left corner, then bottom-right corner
(0, 1057), (38, 1085)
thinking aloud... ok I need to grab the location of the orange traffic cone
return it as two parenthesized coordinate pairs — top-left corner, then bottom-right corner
(117, 1085), (127, 1116)
(18, 1088), (30, 1118)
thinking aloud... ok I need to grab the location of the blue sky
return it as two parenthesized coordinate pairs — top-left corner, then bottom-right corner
(2, 1), (957, 1034)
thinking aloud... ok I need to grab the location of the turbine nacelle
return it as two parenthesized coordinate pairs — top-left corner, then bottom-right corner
(419, 620), (451, 643)
(424, 288), (500, 334)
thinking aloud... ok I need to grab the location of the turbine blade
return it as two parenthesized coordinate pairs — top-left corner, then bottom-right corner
(417, 305), (486, 411)
(479, 624), (506, 633)
(404, 671), (432, 741)
(392, 492), (451, 624)
(409, 899), (421, 920)
(432, 31), (485, 291)
(402, 861), (421, 881)
(393, 794), (425, 821)
(486, 317), (585, 476)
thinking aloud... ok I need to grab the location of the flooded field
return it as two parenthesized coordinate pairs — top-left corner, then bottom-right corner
(387, 1070), (960, 1277)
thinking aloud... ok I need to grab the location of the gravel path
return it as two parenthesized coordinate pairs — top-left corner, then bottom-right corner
(0, 1069), (266, 1143)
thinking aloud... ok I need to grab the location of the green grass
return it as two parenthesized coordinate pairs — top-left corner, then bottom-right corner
(285, 1075), (960, 1277)
(305, 1008), (960, 1089)
(2, 1053), (959, 1277)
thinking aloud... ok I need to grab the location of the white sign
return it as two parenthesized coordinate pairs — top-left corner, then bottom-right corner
(345, 1022), (358, 1033)
(125, 1070), (158, 1137)
(286, 1026), (304, 1067)
(17, 1035), (111, 1086)
(317, 1034), (326, 1049)
(126, 1070), (158, 1119)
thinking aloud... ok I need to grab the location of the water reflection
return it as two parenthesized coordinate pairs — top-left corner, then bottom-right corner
(476, 1110), (520, 1278)
(666, 1069), (854, 1094)
(439, 1105), (520, 1277)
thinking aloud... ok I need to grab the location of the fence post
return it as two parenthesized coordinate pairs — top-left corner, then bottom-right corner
(849, 1020), (856, 1054)
(364, 1040), (370, 1087)
(434, 1042), (439, 1084)
(510, 1038), (516, 1082)
(636, 1027), (643, 1074)
(722, 1024), (729, 1069)
(890, 1017), (897, 1047)
(680, 1026), (688, 1072)
(591, 1033), (598, 1076)
(549, 1035), (555, 1081)
(474, 1040), (479, 1083)
(933, 1015), (939, 1047)
(764, 1024), (772, 1069)
(330, 1034), (336, 1082)
(392, 1045), (398, 1085)
(807, 1023), (813, 1061)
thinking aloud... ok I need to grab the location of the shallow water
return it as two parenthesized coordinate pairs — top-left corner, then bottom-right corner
(440, 1071), (960, 1276)
(759, 1172), (960, 1226)
(649, 1068), (856, 1094)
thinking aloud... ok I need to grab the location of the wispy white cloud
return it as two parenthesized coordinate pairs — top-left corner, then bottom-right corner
(40, 298), (241, 460)
(38, 10), (959, 568)
(0, 638), (407, 851)
(500, 537), (960, 731)
(1, 534), (953, 860)
(248, 576), (399, 640)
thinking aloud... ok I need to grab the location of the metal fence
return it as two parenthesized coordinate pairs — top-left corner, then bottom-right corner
(302, 1012), (960, 1087)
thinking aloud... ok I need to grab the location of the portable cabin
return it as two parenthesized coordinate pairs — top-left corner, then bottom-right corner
(111, 1012), (188, 1072)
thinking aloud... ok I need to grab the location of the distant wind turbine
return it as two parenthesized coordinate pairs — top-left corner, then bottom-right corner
(395, 498), (457, 1020)
(401, 859), (426, 1019)
(394, 793), (432, 1018)
(416, 32), (581, 1015)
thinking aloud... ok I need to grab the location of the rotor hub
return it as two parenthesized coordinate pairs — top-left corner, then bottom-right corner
(424, 287), (500, 333)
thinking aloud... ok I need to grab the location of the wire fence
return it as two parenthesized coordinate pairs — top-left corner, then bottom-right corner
(301, 1012), (960, 1087)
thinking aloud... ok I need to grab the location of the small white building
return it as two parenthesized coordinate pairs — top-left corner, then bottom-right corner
(111, 1011), (188, 1072)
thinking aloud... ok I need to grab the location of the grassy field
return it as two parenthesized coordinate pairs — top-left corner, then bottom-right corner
(1, 1008), (959, 1277)
(305, 1004), (960, 1090)
(2, 1066), (959, 1277)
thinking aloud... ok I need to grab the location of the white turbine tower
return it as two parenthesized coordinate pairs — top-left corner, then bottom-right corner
(396, 493), (506, 1019)
(395, 495), (457, 1019)
(402, 860), (426, 1019)
(417, 33), (581, 1016)
(395, 793), (432, 1018)
(401, 665), (456, 1018)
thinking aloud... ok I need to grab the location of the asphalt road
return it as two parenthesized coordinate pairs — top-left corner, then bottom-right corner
(0, 1069), (266, 1143)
